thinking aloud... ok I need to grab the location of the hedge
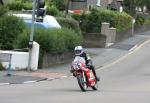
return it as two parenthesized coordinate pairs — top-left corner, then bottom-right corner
(15, 28), (82, 68)
(8, 1), (32, 11)
(0, 6), (8, 16)
(56, 17), (82, 36)
(71, 8), (132, 33)
(16, 28), (82, 53)
(0, 15), (26, 50)
(46, 5), (61, 17)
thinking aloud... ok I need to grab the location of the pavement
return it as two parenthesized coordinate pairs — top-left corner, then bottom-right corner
(0, 31), (150, 85)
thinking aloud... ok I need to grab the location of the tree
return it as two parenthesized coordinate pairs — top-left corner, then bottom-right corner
(47, 0), (65, 11)
(124, 0), (149, 15)
(146, 0), (150, 11)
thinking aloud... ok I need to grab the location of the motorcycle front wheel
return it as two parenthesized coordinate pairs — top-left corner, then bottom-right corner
(77, 73), (87, 92)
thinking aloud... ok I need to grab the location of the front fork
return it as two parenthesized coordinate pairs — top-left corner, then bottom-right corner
(82, 71), (86, 83)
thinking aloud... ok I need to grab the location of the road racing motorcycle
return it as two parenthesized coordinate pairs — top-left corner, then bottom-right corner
(71, 56), (98, 92)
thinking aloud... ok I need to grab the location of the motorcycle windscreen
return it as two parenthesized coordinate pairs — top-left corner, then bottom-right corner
(73, 56), (86, 64)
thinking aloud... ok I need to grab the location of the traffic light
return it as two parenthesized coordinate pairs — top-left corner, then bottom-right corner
(0, 0), (4, 5)
(37, 0), (46, 18)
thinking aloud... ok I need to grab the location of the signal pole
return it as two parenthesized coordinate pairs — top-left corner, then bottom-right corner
(27, 0), (36, 72)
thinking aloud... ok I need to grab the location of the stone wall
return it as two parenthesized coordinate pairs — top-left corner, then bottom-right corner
(42, 24), (150, 68)
(42, 51), (73, 68)
(134, 24), (150, 34)
(116, 24), (150, 42)
(116, 29), (132, 42)
(82, 33), (106, 48)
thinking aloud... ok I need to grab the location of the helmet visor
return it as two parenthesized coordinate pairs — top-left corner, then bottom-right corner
(75, 50), (81, 55)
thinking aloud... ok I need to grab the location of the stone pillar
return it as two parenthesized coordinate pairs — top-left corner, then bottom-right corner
(109, 27), (116, 43)
(101, 22), (116, 47)
(30, 41), (40, 71)
(105, 27), (116, 47)
(101, 22), (110, 35)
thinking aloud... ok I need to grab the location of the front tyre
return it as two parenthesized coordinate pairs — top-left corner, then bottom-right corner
(77, 73), (87, 92)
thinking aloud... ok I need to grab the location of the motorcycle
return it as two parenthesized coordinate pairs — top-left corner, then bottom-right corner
(71, 56), (98, 92)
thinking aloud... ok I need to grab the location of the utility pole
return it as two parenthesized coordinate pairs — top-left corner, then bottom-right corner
(27, 0), (36, 72)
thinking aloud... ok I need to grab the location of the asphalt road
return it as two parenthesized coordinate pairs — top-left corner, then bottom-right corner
(0, 40), (150, 103)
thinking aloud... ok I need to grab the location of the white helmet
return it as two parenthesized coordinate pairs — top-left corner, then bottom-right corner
(74, 46), (83, 56)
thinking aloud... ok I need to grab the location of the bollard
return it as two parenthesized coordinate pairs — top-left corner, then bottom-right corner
(7, 54), (12, 76)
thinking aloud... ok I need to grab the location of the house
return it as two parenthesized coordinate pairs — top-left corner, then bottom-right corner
(107, 0), (124, 12)
(68, 0), (124, 12)
(68, 0), (108, 11)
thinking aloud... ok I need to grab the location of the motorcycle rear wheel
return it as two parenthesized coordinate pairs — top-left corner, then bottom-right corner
(91, 82), (98, 90)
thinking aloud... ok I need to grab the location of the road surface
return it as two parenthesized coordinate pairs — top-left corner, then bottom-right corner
(0, 40), (150, 103)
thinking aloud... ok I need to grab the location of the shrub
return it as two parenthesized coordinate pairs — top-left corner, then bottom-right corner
(0, 6), (8, 16)
(8, 2), (24, 11)
(16, 28), (82, 53)
(46, 5), (60, 16)
(145, 16), (150, 24)
(0, 63), (5, 71)
(0, 15), (26, 50)
(56, 17), (82, 35)
(136, 16), (145, 25)
(23, 2), (32, 10)
(0, 63), (4, 71)
(71, 8), (132, 33)
(16, 28), (82, 68)
(8, 1), (32, 11)
(47, 0), (65, 11)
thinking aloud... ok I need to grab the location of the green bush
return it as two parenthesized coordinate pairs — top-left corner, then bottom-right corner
(16, 28), (82, 53)
(56, 17), (82, 35)
(46, 5), (60, 16)
(23, 2), (32, 10)
(16, 28), (82, 68)
(0, 63), (5, 71)
(71, 9), (132, 33)
(145, 16), (150, 24)
(0, 6), (8, 16)
(47, 0), (65, 11)
(0, 15), (26, 50)
(136, 16), (145, 25)
(8, 2), (24, 11)
(8, 1), (32, 11)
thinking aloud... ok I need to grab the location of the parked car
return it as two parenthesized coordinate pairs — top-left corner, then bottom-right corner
(13, 13), (61, 29)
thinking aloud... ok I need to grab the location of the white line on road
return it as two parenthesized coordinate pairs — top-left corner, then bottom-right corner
(97, 38), (150, 71)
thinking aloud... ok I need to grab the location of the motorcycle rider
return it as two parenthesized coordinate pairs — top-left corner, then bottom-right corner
(71, 46), (99, 81)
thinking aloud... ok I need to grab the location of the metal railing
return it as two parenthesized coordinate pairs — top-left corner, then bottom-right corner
(0, 53), (12, 76)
